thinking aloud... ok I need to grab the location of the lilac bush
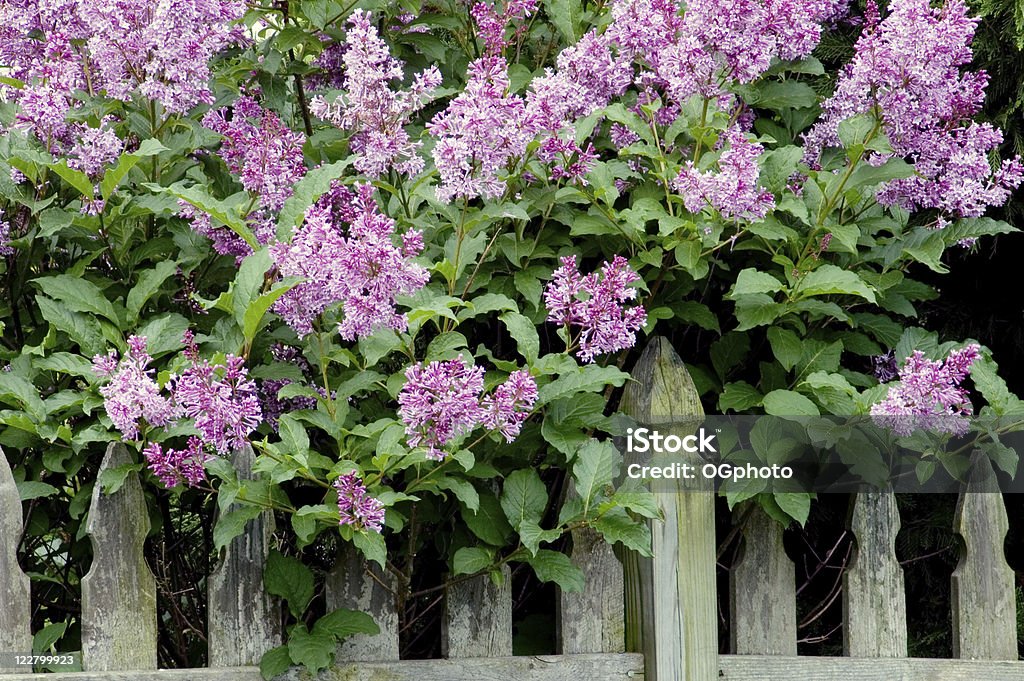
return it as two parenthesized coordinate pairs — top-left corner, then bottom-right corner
(3, 0), (1024, 672)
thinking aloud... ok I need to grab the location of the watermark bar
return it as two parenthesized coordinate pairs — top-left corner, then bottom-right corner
(0, 652), (80, 671)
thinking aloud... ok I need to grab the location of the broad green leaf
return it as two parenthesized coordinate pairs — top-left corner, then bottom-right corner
(593, 508), (652, 556)
(501, 312), (539, 363)
(461, 493), (513, 545)
(243, 281), (300, 346)
(767, 327), (802, 371)
(49, 161), (94, 197)
(259, 645), (293, 681)
(526, 550), (585, 593)
(313, 608), (380, 640)
(773, 492), (811, 526)
(537, 365), (629, 406)
(264, 550), (316, 617)
(500, 469), (547, 530)
(126, 260), (177, 323)
(353, 529), (387, 569)
(286, 624), (334, 675)
(35, 274), (119, 324)
(36, 296), (104, 355)
(762, 389), (820, 416)
(545, 0), (583, 43)
(572, 439), (618, 514)
(452, 546), (494, 575)
(17, 481), (58, 501)
(436, 476), (480, 512)
(212, 504), (263, 551)
(796, 265), (875, 302)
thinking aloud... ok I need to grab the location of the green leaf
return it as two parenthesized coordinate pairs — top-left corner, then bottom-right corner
(243, 281), (300, 346)
(593, 508), (652, 556)
(537, 365), (629, 406)
(731, 269), (784, 297)
(718, 381), (763, 412)
(501, 312), (540, 363)
(136, 313), (190, 357)
(287, 624), (334, 675)
(461, 493), (513, 545)
(276, 160), (351, 236)
(572, 439), (618, 513)
(353, 530), (387, 569)
(126, 260), (177, 323)
(99, 140), (167, 201)
(436, 476), (480, 512)
(526, 550), (585, 593)
(36, 296), (104, 355)
(0, 374), (47, 420)
(17, 481), (58, 501)
(213, 505), (263, 551)
(49, 161), (94, 197)
(545, 0), (582, 43)
(762, 389), (820, 416)
(767, 327), (802, 371)
(500, 469), (548, 531)
(33, 621), (67, 654)
(453, 546), (494, 575)
(265, 550), (316, 617)
(773, 492), (811, 526)
(35, 274), (120, 324)
(278, 414), (310, 457)
(259, 645), (293, 681)
(796, 265), (875, 302)
(162, 184), (258, 249)
(313, 608), (380, 640)
(518, 521), (561, 556)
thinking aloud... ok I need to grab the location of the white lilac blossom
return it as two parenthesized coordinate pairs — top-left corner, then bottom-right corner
(870, 344), (981, 436)
(544, 255), (647, 363)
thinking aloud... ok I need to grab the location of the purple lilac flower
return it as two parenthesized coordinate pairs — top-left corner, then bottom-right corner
(0, 220), (14, 257)
(172, 336), (262, 454)
(427, 56), (536, 202)
(177, 201), (252, 259)
(143, 437), (209, 488)
(259, 344), (322, 431)
(308, 11), (442, 178)
(334, 472), (385, 533)
(609, 123), (641, 149)
(870, 344), (981, 436)
(674, 127), (775, 220)
(271, 183), (429, 340)
(803, 0), (1024, 218)
(92, 336), (177, 440)
(544, 255), (647, 363)
(871, 350), (898, 383)
(472, 0), (538, 56)
(202, 96), (307, 212)
(537, 136), (598, 185)
(68, 121), (123, 178)
(482, 370), (538, 442)
(397, 356), (487, 460)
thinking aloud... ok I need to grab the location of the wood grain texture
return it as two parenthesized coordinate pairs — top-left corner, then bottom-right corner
(0, 449), (32, 674)
(718, 655), (1024, 680)
(843, 491), (907, 657)
(620, 336), (716, 681)
(81, 443), (158, 672)
(208, 445), (282, 667)
(558, 526), (625, 654)
(442, 565), (512, 658)
(325, 543), (399, 661)
(951, 454), (1017, 660)
(729, 503), (796, 656)
(0, 653), (645, 681)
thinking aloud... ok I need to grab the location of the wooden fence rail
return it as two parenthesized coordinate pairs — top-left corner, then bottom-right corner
(0, 336), (1021, 681)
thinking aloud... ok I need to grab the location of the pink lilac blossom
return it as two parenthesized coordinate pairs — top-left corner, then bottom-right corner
(308, 11), (442, 178)
(397, 356), (487, 460)
(674, 128), (775, 220)
(870, 344), (981, 436)
(537, 136), (598, 185)
(143, 437), (209, 488)
(68, 121), (124, 178)
(803, 0), (1024, 218)
(481, 369), (538, 442)
(271, 183), (429, 340)
(334, 472), (386, 532)
(172, 334), (261, 454)
(471, 0), (538, 56)
(0, 220), (13, 257)
(177, 200), (252, 259)
(202, 96), (307, 212)
(544, 255), (647, 363)
(92, 336), (177, 440)
(427, 56), (536, 202)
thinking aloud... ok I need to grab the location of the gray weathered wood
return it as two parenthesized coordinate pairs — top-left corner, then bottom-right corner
(843, 491), (907, 657)
(0, 449), (32, 674)
(621, 336), (716, 681)
(81, 443), (158, 671)
(729, 503), (796, 656)
(951, 454), (1017, 660)
(208, 445), (282, 667)
(717, 655), (1024, 680)
(558, 525), (625, 654)
(325, 543), (399, 661)
(442, 564), (512, 658)
(0, 653), (645, 681)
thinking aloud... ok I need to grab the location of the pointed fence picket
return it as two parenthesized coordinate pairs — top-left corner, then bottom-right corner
(1, 335), (1022, 681)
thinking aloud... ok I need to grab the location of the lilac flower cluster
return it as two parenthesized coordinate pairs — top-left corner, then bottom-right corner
(92, 336), (177, 440)
(803, 0), (1024, 218)
(397, 356), (537, 459)
(544, 255), (647, 362)
(271, 183), (429, 340)
(68, 121), (124, 179)
(173, 347), (263, 455)
(870, 344), (981, 436)
(334, 472), (386, 533)
(143, 438), (208, 488)
(309, 11), (442, 178)
(674, 128), (775, 220)
(0, 220), (14, 257)
(259, 344), (323, 431)
(471, 0), (538, 56)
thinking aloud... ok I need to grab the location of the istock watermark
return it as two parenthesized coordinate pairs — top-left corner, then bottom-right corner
(625, 427), (718, 454)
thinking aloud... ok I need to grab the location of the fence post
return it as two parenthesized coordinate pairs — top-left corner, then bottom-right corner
(81, 442), (158, 671)
(0, 449), (32, 674)
(621, 336), (717, 681)
(326, 543), (400, 661)
(843, 490), (907, 657)
(442, 565), (512, 658)
(208, 444), (282, 666)
(729, 502), (797, 655)
(558, 525), (625, 654)
(952, 454), (1017, 659)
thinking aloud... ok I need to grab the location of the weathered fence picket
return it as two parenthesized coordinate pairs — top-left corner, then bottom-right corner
(843, 491), (907, 657)
(81, 443), (158, 672)
(325, 543), (400, 661)
(0, 449), (32, 675)
(2, 336), (1024, 681)
(729, 503), (797, 656)
(951, 453), (1017, 660)
(208, 444), (281, 667)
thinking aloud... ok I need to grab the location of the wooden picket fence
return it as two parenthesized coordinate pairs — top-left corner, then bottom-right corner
(1, 335), (1022, 680)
